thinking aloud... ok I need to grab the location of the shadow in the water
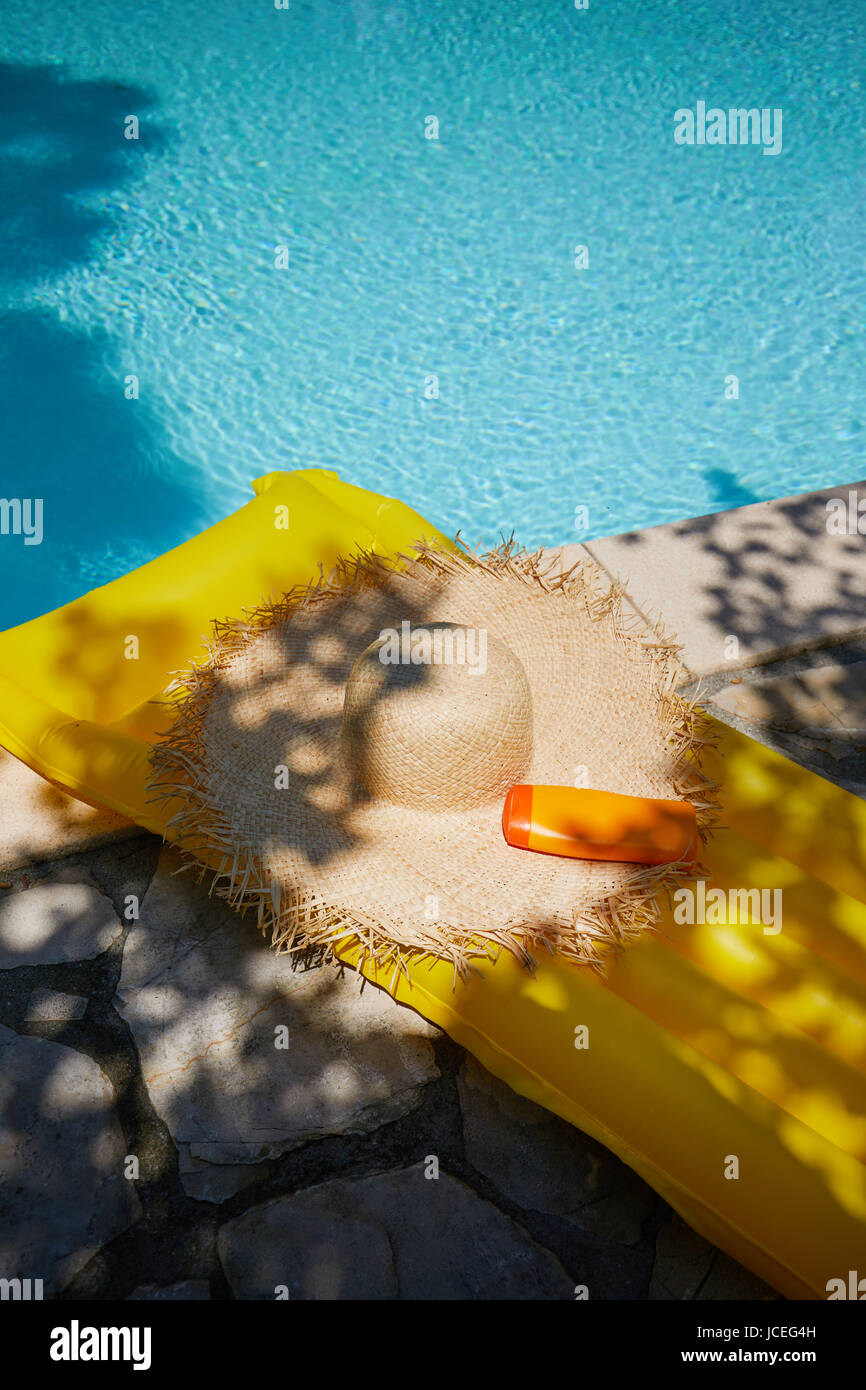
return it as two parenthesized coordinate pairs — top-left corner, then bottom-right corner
(0, 61), (205, 629)
(703, 467), (762, 511)
(0, 61), (163, 284)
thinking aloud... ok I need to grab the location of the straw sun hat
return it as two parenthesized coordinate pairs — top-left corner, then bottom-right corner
(150, 541), (717, 982)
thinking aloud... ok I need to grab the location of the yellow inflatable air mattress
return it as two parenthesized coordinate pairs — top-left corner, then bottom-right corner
(1, 469), (864, 1300)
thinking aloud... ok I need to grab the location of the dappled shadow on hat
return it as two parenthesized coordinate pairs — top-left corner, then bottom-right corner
(202, 561), (456, 864)
(151, 545), (717, 981)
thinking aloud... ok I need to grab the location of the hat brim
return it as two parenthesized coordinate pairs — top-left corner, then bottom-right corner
(150, 541), (718, 980)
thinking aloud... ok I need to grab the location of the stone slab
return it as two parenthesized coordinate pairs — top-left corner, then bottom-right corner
(697, 1250), (781, 1301)
(650, 1216), (779, 1300)
(218, 1163), (573, 1299)
(178, 1152), (270, 1204)
(583, 481), (866, 676)
(24, 987), (88, 1022)
(457, 1055), (654, 1247)
(649, 1216), (715, 1300)
(0, 880), (123, 969)
(712, 660), (866, 740)
(0, 1024), (141, 1294)
(116, 849), (439, 1192)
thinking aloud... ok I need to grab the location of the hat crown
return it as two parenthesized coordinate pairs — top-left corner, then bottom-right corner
(342, 622), (532, 811)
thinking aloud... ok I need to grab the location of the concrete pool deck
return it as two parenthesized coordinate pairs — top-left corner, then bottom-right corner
(0, 479), (863, 1299)
(553, 476), (866, 798)
(574, 477), (866, 676)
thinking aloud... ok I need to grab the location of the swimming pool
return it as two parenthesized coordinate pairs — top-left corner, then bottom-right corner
(1, 0), (864, 627)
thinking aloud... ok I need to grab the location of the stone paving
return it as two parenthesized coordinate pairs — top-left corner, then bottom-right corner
(0, 787), (798, 1302)
(1, 483), (863, 1300)
(578, 479), (866, 676)
(0, 825), (787, 1301)
(685, 639), (866, 800)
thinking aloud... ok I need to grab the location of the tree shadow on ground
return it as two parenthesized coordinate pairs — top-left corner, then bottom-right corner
(2, 489), (864, 1296)
(609, 480), (866, 690)
(0, 837), (693, 1301)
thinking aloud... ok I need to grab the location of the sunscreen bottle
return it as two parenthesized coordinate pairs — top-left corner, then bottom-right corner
(502, 785), (697, 867)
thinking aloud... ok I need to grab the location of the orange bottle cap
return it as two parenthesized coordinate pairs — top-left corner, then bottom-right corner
(502, 784), (533, 849)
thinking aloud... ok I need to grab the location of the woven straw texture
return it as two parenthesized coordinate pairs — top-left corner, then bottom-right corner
(150, 542), (717, 981)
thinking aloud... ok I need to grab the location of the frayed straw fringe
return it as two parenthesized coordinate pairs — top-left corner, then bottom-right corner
(147, 538), (720, 987)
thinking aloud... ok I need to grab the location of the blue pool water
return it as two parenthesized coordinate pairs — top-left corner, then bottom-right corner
(1, 0), (864, 628)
